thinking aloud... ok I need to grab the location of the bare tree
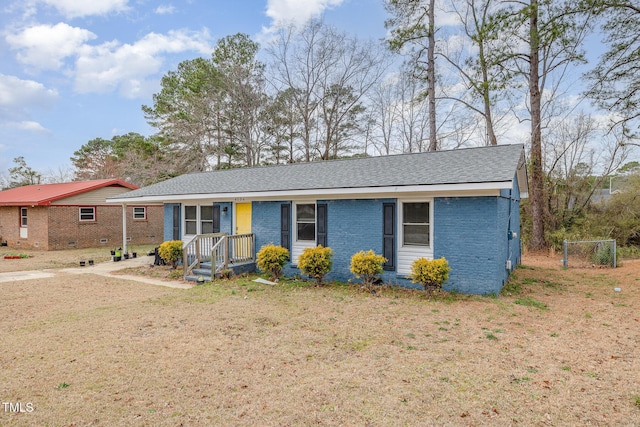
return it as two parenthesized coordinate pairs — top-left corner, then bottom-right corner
(213, 33), (268, 167)
(586, 1), (640, 141)
(71, 133), (174, 186)
(544, 113), (628, 229)
(442, 0), (515, 146)
(367, 77), (400, 156)
(268, 20), (389, 161)
(0, 171), (9, 190)
(386, 0), (439, 151)
(42, 165), (75, 183)
(261, 91), (297, 164)
(394, 71), (430, 153)
(496, 0), (595, 250)
(268, 21), (332, 161)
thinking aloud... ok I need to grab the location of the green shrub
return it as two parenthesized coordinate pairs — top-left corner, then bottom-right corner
(617, 245), (640, 259)
(257, 244), (290, 280)
(350, 250), (386, 289)
(409, 257), (450, 294)
(219, 268), (233, 280)
(592, 243), (614, 266)
(297, 245), (333, 286)
(158, 240), (183, 269)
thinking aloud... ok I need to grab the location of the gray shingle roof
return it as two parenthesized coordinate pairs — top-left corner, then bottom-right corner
(110, 144), (525, 201)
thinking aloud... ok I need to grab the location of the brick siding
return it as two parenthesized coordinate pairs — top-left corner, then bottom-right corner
(0, 205), (162, 251)
(0, 206), (49, 250)
(169, 189), (522, 295)
(48, 205), (163, 250)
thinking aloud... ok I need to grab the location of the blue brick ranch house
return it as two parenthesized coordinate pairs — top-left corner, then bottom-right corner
(108, 144), (528, 294)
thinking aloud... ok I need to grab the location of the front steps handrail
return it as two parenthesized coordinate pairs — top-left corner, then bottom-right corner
(211, 233), (256, 274)
(183, 232), (227, 276)
(183, 232), (255, 278)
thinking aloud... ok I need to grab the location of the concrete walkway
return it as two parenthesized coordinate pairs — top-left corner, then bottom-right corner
(0, 255), (193, 289)
(0, 270), (56, 283)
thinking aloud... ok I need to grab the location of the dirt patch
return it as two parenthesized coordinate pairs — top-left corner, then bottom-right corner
(0, 246), (156, 273)
(0, 249), (638, 426)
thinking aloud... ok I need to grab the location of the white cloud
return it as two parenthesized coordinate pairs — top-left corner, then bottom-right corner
(73, 29), (213, 97)
(0, 74), (57, 133)
(6, 22), (96, 70)
(155, 4), (176, 15)
(40, 0), (129, 18)
(8, 120), (50, 133)
(434, 0), (464, 28)
(0, 74), (58, 109)
(264, 0), (345, 29)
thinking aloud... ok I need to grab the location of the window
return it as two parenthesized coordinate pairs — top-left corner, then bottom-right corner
(200, 206), (214, 234)
(185, 206), (197, 235)
(79, 207), (96, 222)
(184, 205), (214, 235)
(133, 207), (146, 220)
(402, 202), (429, 246)
(20, 208), (27, 227)
(296, 203), (315, 241)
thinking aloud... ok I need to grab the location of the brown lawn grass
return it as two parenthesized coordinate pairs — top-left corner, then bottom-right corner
(0, 246), (157, 272)
(0, 249), (639, 426)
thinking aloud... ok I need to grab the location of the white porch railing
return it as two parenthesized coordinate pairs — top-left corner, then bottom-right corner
(183, 233), (226, 276)
(183, 233), (255, 277)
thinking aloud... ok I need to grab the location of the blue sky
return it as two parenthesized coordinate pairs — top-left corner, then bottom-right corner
(0, 0), (389, 175)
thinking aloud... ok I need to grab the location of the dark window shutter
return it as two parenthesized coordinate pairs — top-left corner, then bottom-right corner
(316, 203), (328, 247)
(383, 202), (395, 270)
(212, 205), (220, 233)
(172, 205), (181, 240)
(281, 203), (291, 250)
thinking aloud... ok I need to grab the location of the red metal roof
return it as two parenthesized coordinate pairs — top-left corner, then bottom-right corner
(0, 179), (138, 206)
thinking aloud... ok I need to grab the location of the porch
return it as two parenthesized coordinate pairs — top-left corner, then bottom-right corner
(183, 233), (256, 282)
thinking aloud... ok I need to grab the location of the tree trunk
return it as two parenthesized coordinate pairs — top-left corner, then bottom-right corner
(480, 38), (498, 146)
(427, 0), (438, 151)
(484, 98), (498, 146)
(529, 0), (546, 250)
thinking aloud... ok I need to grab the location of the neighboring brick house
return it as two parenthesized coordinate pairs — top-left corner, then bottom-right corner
(0, 179), (163, 250)
(108, 145), (528, 295)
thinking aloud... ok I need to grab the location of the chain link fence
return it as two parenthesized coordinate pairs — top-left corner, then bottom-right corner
(562, 239), (617, 268)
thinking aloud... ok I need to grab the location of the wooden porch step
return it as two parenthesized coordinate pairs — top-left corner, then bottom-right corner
(184, 261), (256, 283)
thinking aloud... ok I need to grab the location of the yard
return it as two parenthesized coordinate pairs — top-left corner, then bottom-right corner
(0, 248), (638, 426)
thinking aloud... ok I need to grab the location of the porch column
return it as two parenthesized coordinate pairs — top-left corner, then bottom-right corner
(122, 203), (127, 254)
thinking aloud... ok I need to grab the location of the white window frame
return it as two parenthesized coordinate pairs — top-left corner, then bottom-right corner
(79, 207), (96, 222)
(295, 202), (316, 242)
(184, 205), (198, 236)
(183, 204), (214, 237)
(133, 207), (146, 220)
(292, 201), (317, 264)
(397, 199), (433, 275)
(20, 207), (27, 227)
(200, 205), (214, 234)
(401, 201), (431, 247)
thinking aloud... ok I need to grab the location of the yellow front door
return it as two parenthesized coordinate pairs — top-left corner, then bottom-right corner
(236, 203), (252, 234)
(235, 203), (252, 260)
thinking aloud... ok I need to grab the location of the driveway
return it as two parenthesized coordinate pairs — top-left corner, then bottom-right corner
(0, 255), (193, 289)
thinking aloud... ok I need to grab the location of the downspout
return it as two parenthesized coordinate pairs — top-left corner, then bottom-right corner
(499, 191), (514, 271)
(507, 190), (512, 270)
(122, 203), (127, 254)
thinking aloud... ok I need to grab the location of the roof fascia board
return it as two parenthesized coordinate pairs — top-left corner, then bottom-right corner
(107, 181), (512, 204)
(0, 181), (135, 206)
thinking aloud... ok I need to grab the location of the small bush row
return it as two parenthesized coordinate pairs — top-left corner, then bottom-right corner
(256, 243), (450, 292)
